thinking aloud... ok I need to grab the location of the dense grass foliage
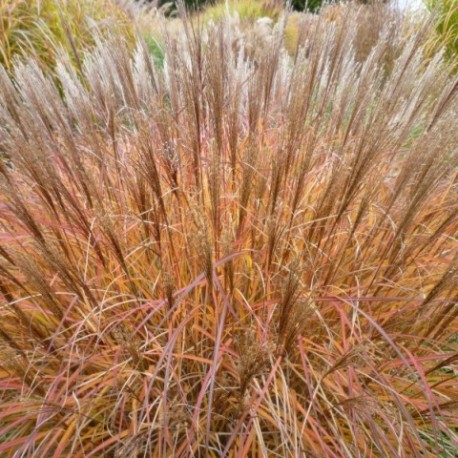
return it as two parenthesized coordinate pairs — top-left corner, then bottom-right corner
(426, 0), (458, 67)
(0, 2), (457, 457)
(0, 0), (134, 70)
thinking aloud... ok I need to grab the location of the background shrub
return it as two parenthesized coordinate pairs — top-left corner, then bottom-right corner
(156, 0), (387, 14)
(159, 0), (330, 13)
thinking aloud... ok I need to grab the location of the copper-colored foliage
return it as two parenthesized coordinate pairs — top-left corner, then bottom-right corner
(0, 2), (457, 456)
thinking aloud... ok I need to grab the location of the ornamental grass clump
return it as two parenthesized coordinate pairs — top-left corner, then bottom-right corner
(0, 0), (135, 70)
(0, 3), (457, 456)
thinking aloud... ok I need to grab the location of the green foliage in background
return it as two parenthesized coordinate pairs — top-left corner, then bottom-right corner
(198, 0), (283, 22)
(426, 0), (458, 66)
(163, 0), (330, 14)
(165, 1), (385, 15)
(0, 0), (134, 70)
(290, 0), (329, 12)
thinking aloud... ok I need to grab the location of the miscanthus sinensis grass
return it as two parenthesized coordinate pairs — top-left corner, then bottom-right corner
(0, 4), (457, 457)
(0, 0), (136, 70)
